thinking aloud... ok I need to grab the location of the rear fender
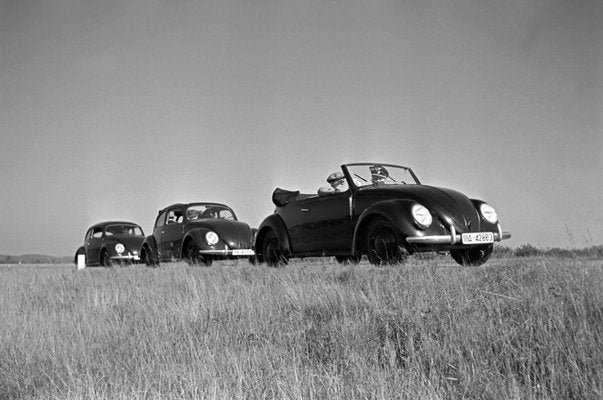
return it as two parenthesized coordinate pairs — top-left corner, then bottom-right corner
(255, 214), (291, 261)
(352, 199), (419, 254)
(141, 235), (158, 260)
(74, 246), (85, 265)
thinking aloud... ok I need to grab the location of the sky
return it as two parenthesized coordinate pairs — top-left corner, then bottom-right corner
(1, 0), (602, 256)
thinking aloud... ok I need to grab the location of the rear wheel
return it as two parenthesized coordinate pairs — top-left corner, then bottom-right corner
(262, 230), (288, 267)
(365, 218), (406, 266)
(186, 241), (212, 266)
(142, 246), (158, 267)
(450, 244), (493, 266)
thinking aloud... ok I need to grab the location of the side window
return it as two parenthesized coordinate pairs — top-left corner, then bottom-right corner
(92, 227), (103, 238)
(85, 228), (94, 240)
(156, 211), (168, 228)
(167, 209), (184, 224)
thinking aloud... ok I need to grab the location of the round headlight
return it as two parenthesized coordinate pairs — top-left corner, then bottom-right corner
(115, 243), (125, 254)
(480, 203), (498, 224)
(205, 231), (219, 246)
(412, 203), (432, 229)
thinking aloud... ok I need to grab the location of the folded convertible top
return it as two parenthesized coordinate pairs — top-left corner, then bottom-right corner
(272, 188), (314, 207)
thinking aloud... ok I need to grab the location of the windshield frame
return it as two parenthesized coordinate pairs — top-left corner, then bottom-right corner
(342, 163), (421, 188)
(185, 203), (238, 221)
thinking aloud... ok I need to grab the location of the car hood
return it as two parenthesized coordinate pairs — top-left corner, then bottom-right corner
(189, 219), (253, 247)
(108, 235), (145, 251)
(363, 184), (482, 231)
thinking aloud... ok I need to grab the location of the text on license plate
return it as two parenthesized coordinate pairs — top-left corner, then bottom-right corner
(232, 249), (255, 256)
(461, 232), (494, 244)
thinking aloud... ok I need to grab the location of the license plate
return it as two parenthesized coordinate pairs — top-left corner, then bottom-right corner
(461, 232), (494, 244)
(232, 249), (255, 256)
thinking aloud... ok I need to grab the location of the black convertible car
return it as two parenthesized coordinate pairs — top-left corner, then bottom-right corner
(140, 202), (255, 266)
(255, 162), (511, 266)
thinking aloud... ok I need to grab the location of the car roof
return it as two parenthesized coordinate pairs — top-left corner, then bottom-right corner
(91, 221), (141, 229)
(157, 202), (232, 214)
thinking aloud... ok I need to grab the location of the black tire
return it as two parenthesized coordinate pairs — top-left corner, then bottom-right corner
(450, 244), (493, 266)
(335, 255), (361, 265)
(365, 218), (406, 266)
(101, 251), (114, 267)
(186, 241), (212, 266)
(262, 230), (288, 267)
(142, 246), (158, 267)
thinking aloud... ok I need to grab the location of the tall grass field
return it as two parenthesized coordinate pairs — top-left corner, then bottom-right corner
(1, 256), (601, 399)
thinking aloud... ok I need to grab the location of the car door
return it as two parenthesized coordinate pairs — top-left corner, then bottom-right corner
(86, 226), (103, 265)
(159, 208), (185, 260)
(289, 192), (353, 253)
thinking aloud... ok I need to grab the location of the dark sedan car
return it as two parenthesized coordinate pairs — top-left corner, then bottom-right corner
(74, 221), (145, 267)
(140, 202), (256, 266)
(255, 162), (511, 267)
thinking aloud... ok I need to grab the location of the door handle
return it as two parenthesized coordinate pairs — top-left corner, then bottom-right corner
(300, 208), (310, 212)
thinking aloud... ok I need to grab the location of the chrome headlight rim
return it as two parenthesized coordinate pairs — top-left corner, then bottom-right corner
(205, 231), (219, 246)
(411, 203), (433, 229)
(480, 203), (499, 224)
(115, 243), (125, 254)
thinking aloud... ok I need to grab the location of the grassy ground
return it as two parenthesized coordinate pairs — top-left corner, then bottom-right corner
(1, 256), (601, 400)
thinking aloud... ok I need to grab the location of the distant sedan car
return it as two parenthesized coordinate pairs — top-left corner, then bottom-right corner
(255, 162), (511, 267)
(74, 221), (145, 267)
(140, 202), (256, 266)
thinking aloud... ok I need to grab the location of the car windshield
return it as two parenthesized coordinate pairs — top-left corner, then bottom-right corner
(105, 224), (144, 236)
(344, 163), (420, 187)
(186, 204), (236, 221)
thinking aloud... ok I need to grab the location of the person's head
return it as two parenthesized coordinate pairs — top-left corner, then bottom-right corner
(327, 172), (347, 191)
(187, 209), (199, 220)
(370, 165), (389, 183)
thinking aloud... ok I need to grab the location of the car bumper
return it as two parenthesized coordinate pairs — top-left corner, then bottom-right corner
(406, 224), (511, 245)
(110, 254), (141, 262)
(197, 248), (255, 257)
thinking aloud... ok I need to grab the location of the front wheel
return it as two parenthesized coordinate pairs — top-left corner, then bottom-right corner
(101, 251), (114, 267)
(186, 241), (212, 266)
(450, 244), (493, 266)
(262, 230), (288, 267)
(365, 218), (406, 266)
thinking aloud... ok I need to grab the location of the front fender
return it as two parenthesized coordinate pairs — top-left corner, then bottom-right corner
(255, 214), (291, 258)
(470, 198), (506, 234)
(352, 199), (423, 254)
(181, 228), (213, 256)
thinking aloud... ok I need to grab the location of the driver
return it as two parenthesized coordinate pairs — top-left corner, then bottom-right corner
(370, 165), (389, 185)
(187, 209), (199, 221)
(327, 172), (348, 192)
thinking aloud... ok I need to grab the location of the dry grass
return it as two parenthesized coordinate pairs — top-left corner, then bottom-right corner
(1, 256), (601, 399)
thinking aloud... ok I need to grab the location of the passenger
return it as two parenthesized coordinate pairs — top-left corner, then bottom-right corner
(370, 165), (389, 185)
